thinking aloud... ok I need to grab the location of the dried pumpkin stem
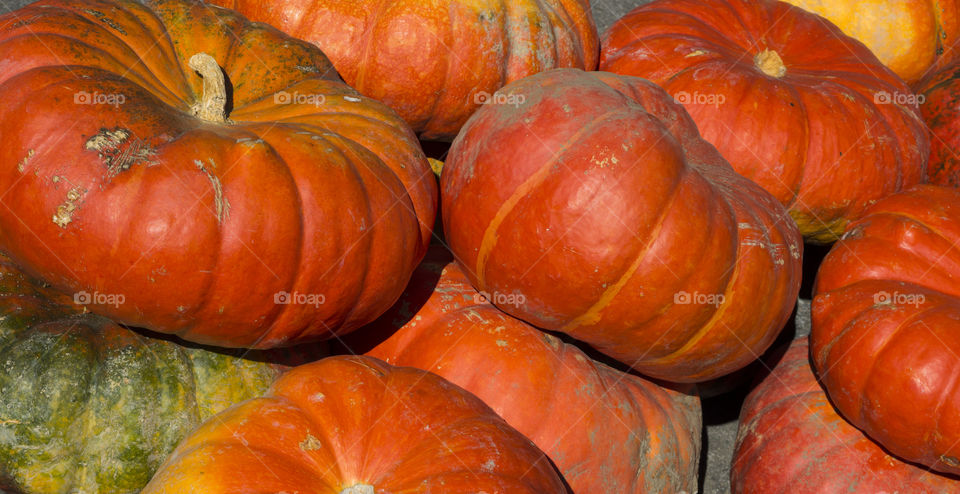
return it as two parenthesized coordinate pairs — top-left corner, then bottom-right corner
(188, 52), (228, 123)
(754, 49), (786, 78)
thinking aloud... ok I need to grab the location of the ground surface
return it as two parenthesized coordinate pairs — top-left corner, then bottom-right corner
(0, 0), (822, 492)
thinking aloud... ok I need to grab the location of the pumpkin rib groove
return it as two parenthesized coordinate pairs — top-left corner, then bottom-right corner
(0, 33), (183, 106)
(638, 239), (739, 366)
(54, 3), (190, 105)
(561, 165), (683, 334)
(616, 10), (745, 56)
(420, 0), (455, 134)
(257, 396), (347, 483)
(16, 21), (184, 105)
(267, 118), (428, 220)
(474, 105), (637, 288)
(781, 75), (810, 210)
(854, 303), (949, 417)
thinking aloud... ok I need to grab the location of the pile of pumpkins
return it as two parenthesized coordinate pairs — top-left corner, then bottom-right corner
(0, 0), (958, 491)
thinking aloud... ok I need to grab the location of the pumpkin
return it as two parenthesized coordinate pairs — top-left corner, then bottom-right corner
(141, 355), (567, 493)
(0, 0), (437, 349)
(600, 0), (929, 243)
(812, 184), (960, 475)
(731, 337), (960, 492)
(0, 254), (288, 494)
(209, 0), (600, 140)
(917, 60), (960, 186)
(780, 0), (960, 84)
(440, 68), (803, 382)
(341, 244), (702, 493)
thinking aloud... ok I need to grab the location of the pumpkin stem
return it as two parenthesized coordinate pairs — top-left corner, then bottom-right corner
(188, 53), (229, 123)
(340, 484), (374, 494)
(754, 49), (786, 78)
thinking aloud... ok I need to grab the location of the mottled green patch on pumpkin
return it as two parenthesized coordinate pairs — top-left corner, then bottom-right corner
(0, 265), (281, 493)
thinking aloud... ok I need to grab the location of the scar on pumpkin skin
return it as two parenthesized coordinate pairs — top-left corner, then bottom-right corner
(52, 187), (85, 228)
(193, 159), (230, 224)
(17, 149), (34, 173)
(85, 128), (157, 177)
(299, 433), (323, 451)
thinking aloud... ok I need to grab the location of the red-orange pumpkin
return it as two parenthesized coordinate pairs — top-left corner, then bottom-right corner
(343, 245), (702, 493)
(210, 0), (600, 140)
(731, 338), (960, 492)
(141, 355), (567, 493)
(812, 185), (960, 475)
(600, 0), (929, 243)
(918, 61), (960, 186)
(441, 68), (803, 382)
(0, 0), (436, 348)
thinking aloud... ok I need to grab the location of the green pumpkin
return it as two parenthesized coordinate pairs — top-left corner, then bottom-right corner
(0, 257), (287, 493)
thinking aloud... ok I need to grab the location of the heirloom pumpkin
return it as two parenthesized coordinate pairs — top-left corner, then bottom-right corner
(210, 0), (600, 140)
(600, 0), (929, 243)
(918, 61), (960, 186)
(441, 68), (803, 382)
(812, 185), (960, 475)
(343, 245), (701, 493)
(731, 338), (960, 492)
(780, 0), (960, 84)
(0, 255), (284, 494)
(0, 0), (436, 349)
(141, 355), (567, 494)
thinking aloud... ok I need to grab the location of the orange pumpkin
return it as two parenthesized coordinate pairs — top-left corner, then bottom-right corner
(732, 338), (960, 492)
(142, 356), (567, 493)
(344, 245), (702, 493)
(210, 0), (600, 139)
(441, 68), (803, 382)
(600, 0), (929, 243)
(0, 0), (436, 348)
(813, 185), (960, 475)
